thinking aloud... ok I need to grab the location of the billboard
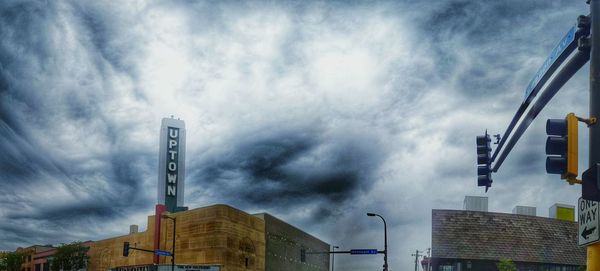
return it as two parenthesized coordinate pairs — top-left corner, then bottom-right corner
(158, 117), (186, 212)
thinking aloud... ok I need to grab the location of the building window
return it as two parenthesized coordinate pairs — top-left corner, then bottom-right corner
(300, 248), (306, 263)
(245, 257), (249, 268)
(35, 264), (40, 271)
(438, 265), (455, 271)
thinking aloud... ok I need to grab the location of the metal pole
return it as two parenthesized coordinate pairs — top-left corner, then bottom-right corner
(591, 0), (600, 269)
(427, 248), (431, 271)
(172, 218), (176, 271)
(331, 246), (338, 271)
(367, 213), (388, 271)
(593, 0), (600, 166)
(383, 218), (387, 271)
(414, 250), (418, 271)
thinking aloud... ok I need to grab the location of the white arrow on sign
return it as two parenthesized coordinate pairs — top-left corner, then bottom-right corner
(579, 197), (600, 247)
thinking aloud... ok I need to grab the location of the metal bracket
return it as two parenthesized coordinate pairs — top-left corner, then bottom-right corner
(576, 115), (597, 126)
(579, 36), (592, 51)
(565, 176), (582, 185)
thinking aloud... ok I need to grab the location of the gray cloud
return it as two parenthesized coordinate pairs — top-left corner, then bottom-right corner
(0, 0), (592, 270)
(188, 126), (385, 212)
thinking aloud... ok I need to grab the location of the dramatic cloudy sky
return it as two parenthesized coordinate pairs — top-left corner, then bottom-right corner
(0, 0), (593, 270)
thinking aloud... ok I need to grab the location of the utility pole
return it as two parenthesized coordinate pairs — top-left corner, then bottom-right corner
(331, 245), (339, 271)
(426, 248), (431, 271)
(590, 0), (600, 269)
(411, 250), (422, 271)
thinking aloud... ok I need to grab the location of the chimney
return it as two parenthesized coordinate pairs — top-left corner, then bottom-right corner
(463, 196), (488, 212)
(549, 203), (575, 221)
(130, 225), (139, 234)
(512, 206), (536, 216)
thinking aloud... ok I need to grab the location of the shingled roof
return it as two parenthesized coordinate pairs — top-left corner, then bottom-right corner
(432, 209), (586, 265)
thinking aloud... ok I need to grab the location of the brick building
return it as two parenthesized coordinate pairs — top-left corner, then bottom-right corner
(15, 246), (54, 271)
(430, 209), (586, 271)
(29, 241), (93, 271)
(87, 204), (329, 271)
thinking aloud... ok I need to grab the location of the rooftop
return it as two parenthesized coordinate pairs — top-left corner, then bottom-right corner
(432, 209), (585, 265)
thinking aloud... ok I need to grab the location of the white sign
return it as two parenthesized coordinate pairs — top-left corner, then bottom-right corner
(578, 197), (600, 246)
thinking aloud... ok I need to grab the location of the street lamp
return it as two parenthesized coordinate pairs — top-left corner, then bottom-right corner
(161, 214), (176, 271)
(331, 245), (339, 271)
(367, 213), (388, 271)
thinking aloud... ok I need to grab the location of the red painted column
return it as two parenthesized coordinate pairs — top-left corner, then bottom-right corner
(154, 204), (167, 264)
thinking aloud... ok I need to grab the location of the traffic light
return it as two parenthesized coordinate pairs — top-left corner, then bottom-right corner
(582, 164), (600, 201)
(123, 242), (130, 257)
(577, 15), (591, 38)
(476, 131), (493, 191)
(545, 113), (578, 179)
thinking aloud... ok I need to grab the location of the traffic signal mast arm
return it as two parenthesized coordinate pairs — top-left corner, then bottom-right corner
(122, 242), (157, 257)
(491, 43), (590, 173)
(491, 16), (591, 166)
(476, 15), (591, 192)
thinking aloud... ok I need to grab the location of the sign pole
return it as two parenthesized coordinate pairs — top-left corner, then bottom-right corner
(590, 0), (600, 269)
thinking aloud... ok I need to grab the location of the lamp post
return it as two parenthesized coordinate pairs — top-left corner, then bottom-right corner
(161, 214), (176, 271)
(331, 245), (339, 271)
(367, 213), (387, 271)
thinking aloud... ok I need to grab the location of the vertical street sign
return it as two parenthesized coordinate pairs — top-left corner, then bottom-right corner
(578, 197), (600, 246)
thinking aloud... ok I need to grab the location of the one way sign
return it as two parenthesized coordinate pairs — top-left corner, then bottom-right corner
(578, 197), (600, 246)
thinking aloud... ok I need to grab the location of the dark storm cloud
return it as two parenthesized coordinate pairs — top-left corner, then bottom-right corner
(189, 127), (385, 218)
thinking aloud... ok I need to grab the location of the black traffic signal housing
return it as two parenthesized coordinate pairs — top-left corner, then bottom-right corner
(577, 15), (591, 38)
(583, 164), (600, 201)
(545, 113), (578, 180)
(123, 242), (130, 257)
(476, 131), (493, 191)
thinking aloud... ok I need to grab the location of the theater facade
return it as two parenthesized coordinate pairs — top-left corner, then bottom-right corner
(87, 204), (329, 271)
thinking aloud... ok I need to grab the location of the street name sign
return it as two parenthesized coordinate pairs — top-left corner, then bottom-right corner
(524, 25), (576, 102)
(350, 249), (378, 255)
(578, 197), (600, 246)
(155, 249), (173, 257)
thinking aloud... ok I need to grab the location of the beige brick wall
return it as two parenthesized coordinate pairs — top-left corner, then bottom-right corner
(88, 205), (265, 271)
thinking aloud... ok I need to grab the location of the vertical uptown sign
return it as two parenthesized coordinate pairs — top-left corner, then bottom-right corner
(158, 117), (186, 213)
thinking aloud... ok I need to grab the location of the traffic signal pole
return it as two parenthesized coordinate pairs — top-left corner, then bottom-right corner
(590, 0), (600, 269)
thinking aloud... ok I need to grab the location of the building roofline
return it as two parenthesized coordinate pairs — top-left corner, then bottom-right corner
(431, 209), (576, 223)
(252, 212), (329, 247)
